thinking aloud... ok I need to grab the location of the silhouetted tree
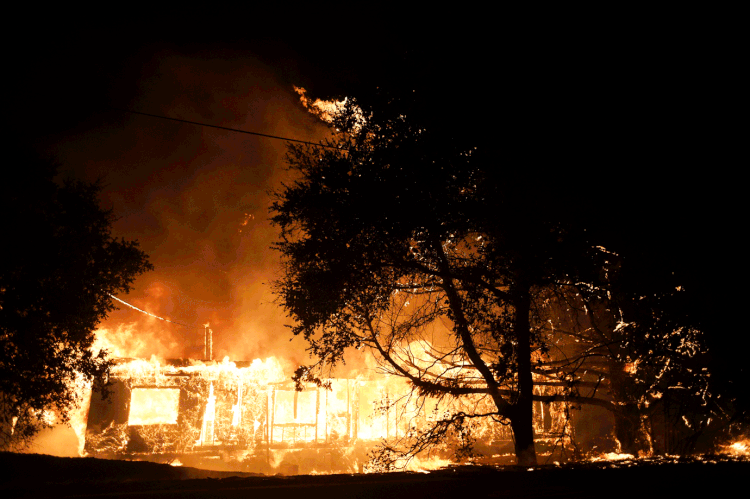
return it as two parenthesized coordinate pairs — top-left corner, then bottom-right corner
(272, 32), (746, 461)
(271, 90), (606, 466)
(539, 286), (708, 455)
(537, 222), (740, 457)
(0, 162), (153, 450)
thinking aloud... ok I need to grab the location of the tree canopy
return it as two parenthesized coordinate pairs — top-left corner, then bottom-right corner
(271, 91), (616, 466)
(272, 82), (743, 466)
(0, 162), (153, 450)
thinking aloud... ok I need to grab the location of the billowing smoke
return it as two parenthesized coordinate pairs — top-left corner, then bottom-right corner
(48, 47), (331, 369)
(26, 44), (378, 457)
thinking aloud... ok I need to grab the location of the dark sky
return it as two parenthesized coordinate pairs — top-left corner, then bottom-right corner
(12, 28), (742, 370)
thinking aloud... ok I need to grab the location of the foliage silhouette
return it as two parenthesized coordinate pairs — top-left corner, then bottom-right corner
(270, 89), (616, 466)
(271, 74), (742, 464)
(0, 162), (153, 450)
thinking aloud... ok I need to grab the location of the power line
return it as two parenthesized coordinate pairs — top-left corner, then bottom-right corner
(108, 293), (198, 328)
(111, 108), (346, 150)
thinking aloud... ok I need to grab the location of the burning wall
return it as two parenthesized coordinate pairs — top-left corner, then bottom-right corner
(83, 357), (432, 455)
(85, 358), (281, 457)
(82, 356), (577, 472)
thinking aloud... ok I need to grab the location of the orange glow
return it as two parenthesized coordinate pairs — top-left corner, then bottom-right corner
(293, 86), (345, 123)
(128, 388), (181, 426)
(590, 452), (635, 462)
(92, 323), (182, 359)
(720, 439), (750, 456)
(294, 86), (365, 132)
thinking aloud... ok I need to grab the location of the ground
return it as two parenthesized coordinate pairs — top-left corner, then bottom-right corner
(1, 452), (746, 498)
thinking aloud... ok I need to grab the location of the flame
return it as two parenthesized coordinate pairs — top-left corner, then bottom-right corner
(129, 387), (181, 426)
(109, 356), (285, 383)
(80, 354), (501, 472)
(405, 455), (452, 473)
(92, 322), (182, 359)
(94, 281), (198, 360)
(590, 452), (636, 462)
(720, 439), (750, 456)
(79, 330), (748, 472)
(623, 359), (639, 374)
(68, 374), (93, 456)
(294, 86), (346, 123)
(294, 86), (365, 132)
(77, 352), (750, 473)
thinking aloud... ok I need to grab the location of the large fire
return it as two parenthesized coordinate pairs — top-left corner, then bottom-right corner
(80, 351), (503, 474)
(55, 292), (746, 474)
(75, 330), (591, 474)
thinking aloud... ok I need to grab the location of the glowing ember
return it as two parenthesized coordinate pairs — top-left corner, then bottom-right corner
(591, 453), (635, 462)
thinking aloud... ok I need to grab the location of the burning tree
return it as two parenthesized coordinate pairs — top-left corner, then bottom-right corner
(270, 90), (608, 466)
(0, 162), (153, 450)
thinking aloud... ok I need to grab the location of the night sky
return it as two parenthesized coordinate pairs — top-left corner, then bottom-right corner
(11, 27), (743, 373)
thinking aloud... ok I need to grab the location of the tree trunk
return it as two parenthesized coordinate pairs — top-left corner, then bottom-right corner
(511, 414), (537, 466)
(613, 404), (642, 455)
(512, 283), (538, 466)
(594, 302), (650, 457)
(608, 359), (649, 455)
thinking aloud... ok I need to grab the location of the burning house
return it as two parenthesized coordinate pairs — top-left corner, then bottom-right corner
(79, 326), (594, 473)
(83, 358), (438, 473)
(81, 359), (577, 473)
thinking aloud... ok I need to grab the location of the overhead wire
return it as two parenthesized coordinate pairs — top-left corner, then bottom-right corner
(111, 107), (347, 150)
(105, 106), (346, 327)
(107, 293), (199, 328)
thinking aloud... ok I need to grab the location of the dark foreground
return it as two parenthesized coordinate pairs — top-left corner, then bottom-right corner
(2, 452), (746, 499)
